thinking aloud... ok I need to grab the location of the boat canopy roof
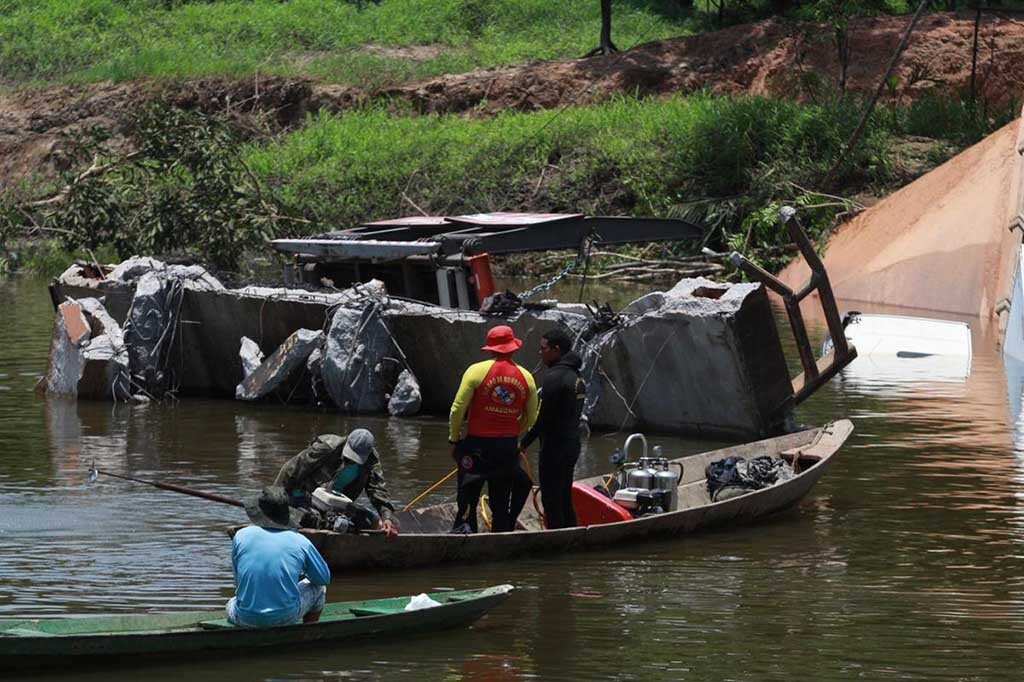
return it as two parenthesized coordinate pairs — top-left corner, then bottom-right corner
(271, 211), (703, 263)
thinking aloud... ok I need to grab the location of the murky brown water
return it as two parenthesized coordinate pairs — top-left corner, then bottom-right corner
(3, 274), (1024, 680)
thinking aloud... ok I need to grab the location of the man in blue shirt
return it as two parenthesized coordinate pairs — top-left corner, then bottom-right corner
(226, 486), (332, 627)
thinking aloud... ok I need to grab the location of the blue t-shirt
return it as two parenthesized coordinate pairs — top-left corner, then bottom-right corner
(231, 526), (331, 626)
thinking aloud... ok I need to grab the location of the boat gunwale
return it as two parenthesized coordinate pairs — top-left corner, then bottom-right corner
(0, 584), (514, 640)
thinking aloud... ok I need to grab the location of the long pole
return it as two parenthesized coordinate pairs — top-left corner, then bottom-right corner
(402, 468), (457, 512)
(90, 467), (244, 508)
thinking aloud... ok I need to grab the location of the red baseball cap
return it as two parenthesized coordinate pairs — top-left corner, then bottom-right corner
(481, 325), (522, 354)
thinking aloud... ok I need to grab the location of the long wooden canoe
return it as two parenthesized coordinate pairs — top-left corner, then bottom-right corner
(0, 584), (513, 670)
(285, 419), (854, 570)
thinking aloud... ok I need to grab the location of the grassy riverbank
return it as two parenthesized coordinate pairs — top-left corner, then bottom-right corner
(244, 92), (1012, 265)
(0, 0), (697, 86)
(1, 2), (1020, 278)
(3, 89), (1011, 277)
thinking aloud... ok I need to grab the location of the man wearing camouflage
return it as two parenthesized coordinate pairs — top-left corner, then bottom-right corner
(273, 428), (399, 538)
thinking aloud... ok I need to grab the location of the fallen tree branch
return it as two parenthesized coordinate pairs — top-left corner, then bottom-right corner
(25, 151), (144, 209)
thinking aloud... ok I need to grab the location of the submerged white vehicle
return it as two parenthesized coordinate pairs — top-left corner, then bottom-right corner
(823, 312), (972, 384)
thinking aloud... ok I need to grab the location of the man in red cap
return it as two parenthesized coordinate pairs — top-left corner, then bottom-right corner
(448, 324), (539, 533)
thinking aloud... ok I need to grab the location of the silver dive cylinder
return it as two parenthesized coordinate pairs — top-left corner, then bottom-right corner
(653, 457), (683, 512)
(626, 459), (655, 489)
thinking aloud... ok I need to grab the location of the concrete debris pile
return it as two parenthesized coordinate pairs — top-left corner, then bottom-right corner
(46, 258), (798, 437)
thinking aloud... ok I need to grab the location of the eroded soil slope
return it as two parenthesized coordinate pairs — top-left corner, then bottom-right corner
(2, 13), (1022, 190)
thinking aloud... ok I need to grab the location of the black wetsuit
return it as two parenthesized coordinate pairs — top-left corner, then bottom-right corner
(521, 351), (586, 529)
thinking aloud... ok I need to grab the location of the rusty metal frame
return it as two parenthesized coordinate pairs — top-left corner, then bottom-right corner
(728, 207), (857, 405)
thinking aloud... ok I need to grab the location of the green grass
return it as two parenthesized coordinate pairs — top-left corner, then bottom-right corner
(241, 88), (1014, 260)
(9, 0), (1007, 88)
(0, 0), (698, 86)
(3, 89), (1012, 275)
(243, 93), (891, 241)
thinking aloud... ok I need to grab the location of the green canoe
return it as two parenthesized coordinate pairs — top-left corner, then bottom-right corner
(0, 584), (513, 670)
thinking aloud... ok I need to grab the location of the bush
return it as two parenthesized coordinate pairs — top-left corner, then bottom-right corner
(4, 105), (286, 272)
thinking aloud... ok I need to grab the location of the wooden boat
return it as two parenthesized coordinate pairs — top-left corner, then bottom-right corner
(0, 584), (513, 670)
(290, 419), (854, 570)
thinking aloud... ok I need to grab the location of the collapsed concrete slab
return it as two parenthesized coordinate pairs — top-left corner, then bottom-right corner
(77, 297), (130, 401)
(40, 300), (91, 397)
(236, 328), (325, 401)
(385, 278), (792, 437)
(50, 262), (797, 437)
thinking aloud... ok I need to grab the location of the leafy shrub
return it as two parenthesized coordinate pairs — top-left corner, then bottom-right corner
(5, 105), (286, 271)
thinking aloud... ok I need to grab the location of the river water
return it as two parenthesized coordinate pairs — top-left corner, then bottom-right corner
(2, 274), (1024, 681)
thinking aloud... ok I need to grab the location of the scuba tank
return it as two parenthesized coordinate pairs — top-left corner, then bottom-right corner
(626, 460), (655, 489)
(651, 447), (684, 512)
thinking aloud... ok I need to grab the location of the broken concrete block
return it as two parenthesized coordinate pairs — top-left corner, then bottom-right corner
(107, 255), (225, 291)
(581, 278), (792, 436)
(78, 298), (130, 401)
(79, 334), (124, 400)
(40, 297), (128, 400)
(236, 328), (325, 400)
(165, 264), (224, 292)
(239, 336), (264, 378)
(388, 369), (422, 416)
(322, 301), (400, 412)
(40, 300), (91, 397)
(108, 256), (164, 282)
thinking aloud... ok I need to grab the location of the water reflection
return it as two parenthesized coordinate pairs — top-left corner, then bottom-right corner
(5, 277), (1024, 679)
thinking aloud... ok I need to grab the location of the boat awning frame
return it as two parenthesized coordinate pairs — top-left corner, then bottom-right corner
(270, 238), (442, 263)
(271, 212), (704, 262)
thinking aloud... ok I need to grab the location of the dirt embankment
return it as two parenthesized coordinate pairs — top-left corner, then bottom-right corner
(2, 12), (1023, 191)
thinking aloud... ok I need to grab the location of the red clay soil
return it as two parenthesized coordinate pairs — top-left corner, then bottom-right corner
(355, 12), (1024, 115)
(778, 116), (1024, 321)
(2, 12), (1023, 189)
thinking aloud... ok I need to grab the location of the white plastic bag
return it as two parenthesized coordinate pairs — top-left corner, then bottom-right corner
(404, 593), (442, 611)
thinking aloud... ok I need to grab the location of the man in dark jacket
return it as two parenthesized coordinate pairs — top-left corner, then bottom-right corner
(520, 328), (586, 529)
(273, 429), (399, 538)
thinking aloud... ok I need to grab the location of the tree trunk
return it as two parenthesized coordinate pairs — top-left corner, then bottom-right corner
(583, 0), (619, 57)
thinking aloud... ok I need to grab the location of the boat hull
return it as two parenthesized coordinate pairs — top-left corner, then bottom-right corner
(295, 420), (853, 570)
(0, 585), (513, 669)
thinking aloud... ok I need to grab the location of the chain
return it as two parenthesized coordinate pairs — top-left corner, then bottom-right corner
(518, 236), (595, 301)
(518, 257), (579, 301)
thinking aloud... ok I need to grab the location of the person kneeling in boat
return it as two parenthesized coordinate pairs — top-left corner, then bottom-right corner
(227, 486), (331, 627)
(520, 328), (587, 530)
(273, 429), (399, 539)
(448, 325), (539, 534)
